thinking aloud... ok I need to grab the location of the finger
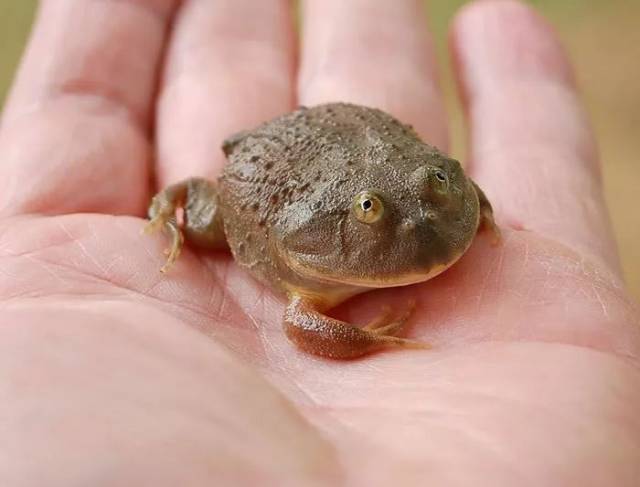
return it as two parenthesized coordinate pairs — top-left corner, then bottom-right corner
(156, 0), (296, 186)
(299, 0), (448, 150)
(0, 0), (178, 217)
(451, 0), (621, 273)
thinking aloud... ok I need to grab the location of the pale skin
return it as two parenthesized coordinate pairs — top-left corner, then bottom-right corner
(0, 0), (639, 485)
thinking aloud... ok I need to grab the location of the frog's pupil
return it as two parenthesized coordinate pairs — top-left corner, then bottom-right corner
(362, 199), (372, 211)
(435, 171), (446, 182)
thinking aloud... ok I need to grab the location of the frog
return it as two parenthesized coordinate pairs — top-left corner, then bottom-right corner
(144, 102), (499, 359)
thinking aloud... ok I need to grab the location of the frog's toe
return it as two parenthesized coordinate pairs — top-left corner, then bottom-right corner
(374, 335), (432, 351)
(362, 305), (393, 331)
(366, 300), (430, 351)
(144, 212), (184, 273)
(367, 300), (416, 337)
(158, 219), (184, 273)
(142, 217), (164, 235)
(160, 252), (180, 273)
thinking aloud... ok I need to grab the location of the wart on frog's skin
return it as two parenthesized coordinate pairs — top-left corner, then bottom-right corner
(144, 102), (500, 360)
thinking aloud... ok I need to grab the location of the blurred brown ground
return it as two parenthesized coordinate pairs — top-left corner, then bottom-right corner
(1, 0), (638, 299)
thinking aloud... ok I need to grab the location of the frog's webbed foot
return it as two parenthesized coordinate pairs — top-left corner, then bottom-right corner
(284, 296), (430, 359)
(471, 179), (501, 245)
(144, 178), (227, 273)
(362, 305), (393, 331)
(144, 194), (185, 273)
(363, 300), (416, 337)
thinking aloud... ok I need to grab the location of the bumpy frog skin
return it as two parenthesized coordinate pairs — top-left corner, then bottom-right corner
(145, 103), (499, 359)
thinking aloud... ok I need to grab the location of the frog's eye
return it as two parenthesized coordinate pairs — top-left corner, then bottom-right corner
(434, 169), (447, 183)
(353, 191), (384, 224)
(430, 168), (450, 195)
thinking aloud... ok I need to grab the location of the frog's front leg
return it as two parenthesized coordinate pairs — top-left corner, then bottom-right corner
(284, 295), (430, 359)
(144, 177), (227, 272)
(471, 180), (501, 244)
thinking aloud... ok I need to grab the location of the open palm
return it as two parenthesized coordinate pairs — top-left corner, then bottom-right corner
(1, 1), (639, 485)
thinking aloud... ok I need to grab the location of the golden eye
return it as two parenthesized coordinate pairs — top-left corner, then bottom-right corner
(353, 191), (384, 224)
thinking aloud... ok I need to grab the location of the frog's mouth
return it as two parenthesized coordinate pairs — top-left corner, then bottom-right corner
(284, 251), (460, 289)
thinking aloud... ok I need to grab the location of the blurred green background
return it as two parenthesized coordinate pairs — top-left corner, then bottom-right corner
(1, 0), (638, 299)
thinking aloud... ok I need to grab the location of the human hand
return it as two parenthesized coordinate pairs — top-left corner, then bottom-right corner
(1, 0), (639, 485)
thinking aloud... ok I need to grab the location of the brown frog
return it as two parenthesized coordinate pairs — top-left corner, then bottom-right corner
(145, 103), (499, 359)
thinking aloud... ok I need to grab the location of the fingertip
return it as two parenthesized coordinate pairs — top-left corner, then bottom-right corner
(451, 0), (575, 95)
